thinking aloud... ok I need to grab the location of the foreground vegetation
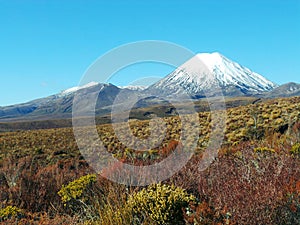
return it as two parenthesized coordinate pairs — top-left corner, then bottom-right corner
(0, 97), (299, 224)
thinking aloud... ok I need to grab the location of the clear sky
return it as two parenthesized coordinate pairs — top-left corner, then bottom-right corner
(0, 0), (299, 106)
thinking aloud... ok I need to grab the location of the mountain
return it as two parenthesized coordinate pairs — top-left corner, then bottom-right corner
(264, 82), (300, 98)
(146, 52), (277, 98)
(58, 81), (99, 96)
(0, 83), (138, 121)
(1, 52), (298, 123)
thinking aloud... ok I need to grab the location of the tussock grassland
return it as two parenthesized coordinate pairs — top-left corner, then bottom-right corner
(0, 97), (299, 224)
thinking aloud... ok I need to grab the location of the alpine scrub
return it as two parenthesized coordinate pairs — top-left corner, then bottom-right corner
(127, 183), (195, 224)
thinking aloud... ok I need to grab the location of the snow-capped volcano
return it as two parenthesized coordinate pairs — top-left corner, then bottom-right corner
(0, 52), (289, 122)
(147, 52), (277, 97)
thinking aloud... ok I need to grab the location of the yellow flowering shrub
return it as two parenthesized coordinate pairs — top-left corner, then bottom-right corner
(58, 174), (96, 204)
(0, 206), (23, 221)
(254, 147), (276, 153)
(290, 143), (300, 155)
(127, 183), (195, 224)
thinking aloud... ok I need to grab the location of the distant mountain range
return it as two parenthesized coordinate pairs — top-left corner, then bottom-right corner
(263, 82), (300, 98)
(0, 52), (299, 122)
(0, 83), (137, 121)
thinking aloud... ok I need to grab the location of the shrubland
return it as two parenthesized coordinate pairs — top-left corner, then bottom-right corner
(0, 96), (299, 224)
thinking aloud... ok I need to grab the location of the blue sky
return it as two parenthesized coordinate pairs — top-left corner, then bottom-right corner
(0, 0), (299, 106)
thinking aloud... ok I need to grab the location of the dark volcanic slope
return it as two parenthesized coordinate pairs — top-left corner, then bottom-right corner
(0, 83), (137, 122)
(264, 82), (300, 98)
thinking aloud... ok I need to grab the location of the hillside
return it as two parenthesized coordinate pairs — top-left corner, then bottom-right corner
(265, 82), (300, 98)
(0, 96), (257, 132)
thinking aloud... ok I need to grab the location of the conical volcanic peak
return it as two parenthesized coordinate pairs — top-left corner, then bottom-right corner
(148, 52), (277, 97)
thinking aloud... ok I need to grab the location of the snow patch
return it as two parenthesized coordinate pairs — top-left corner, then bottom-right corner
(119, 85), (148, 91)
(59, 81), (99, 96)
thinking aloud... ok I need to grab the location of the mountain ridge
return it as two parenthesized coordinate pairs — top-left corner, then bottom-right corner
(0, 53), (298, 122)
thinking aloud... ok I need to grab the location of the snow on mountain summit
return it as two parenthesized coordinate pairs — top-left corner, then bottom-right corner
(148, 52), (277, 97)
(118, 85), (147, 91)
(59, 81), (99, 96)
(195, 52), (276, 91)
(56, 53), (277, 100)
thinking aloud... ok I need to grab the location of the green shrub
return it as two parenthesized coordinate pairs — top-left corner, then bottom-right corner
(58, 174), (97, 204)
(58, 174), (97, 218)
(290, 143), (300, 155)
(0, 206), (23, 221)
(127, 183), (195, 224)
(254, 147), (276, 153)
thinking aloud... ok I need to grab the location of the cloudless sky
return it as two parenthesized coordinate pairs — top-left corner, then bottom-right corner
(0, 0), (299, 106)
